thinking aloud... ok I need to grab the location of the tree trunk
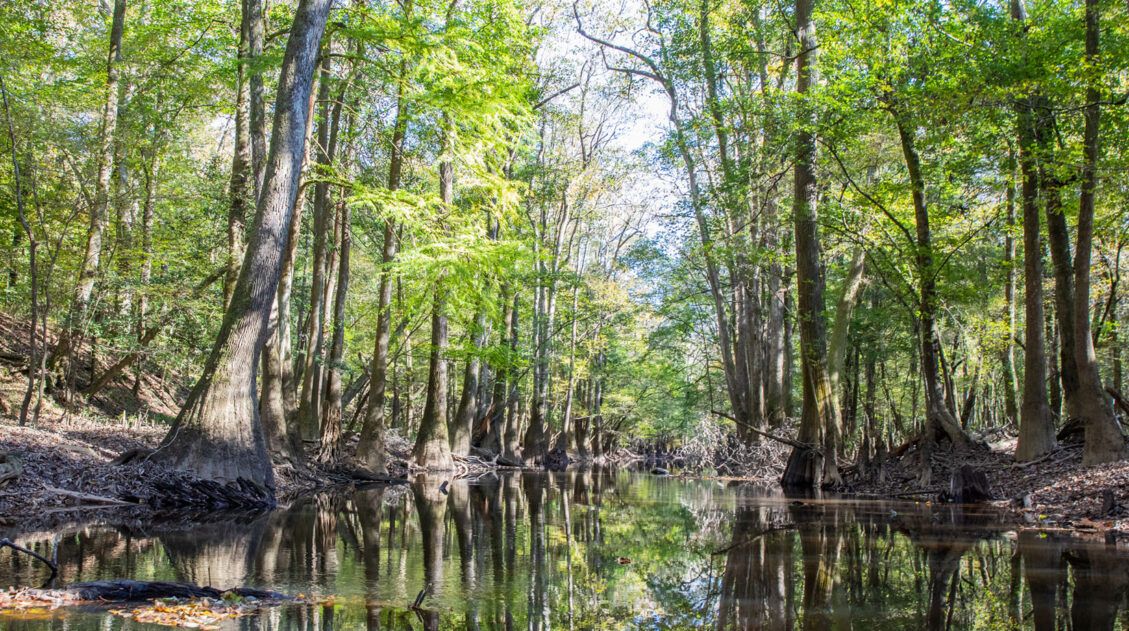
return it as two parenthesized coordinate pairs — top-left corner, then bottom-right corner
(260, 194), (304, 467)
(152, 0), (333, 494)
(1011, 1), (1056, 461)
(502, 291), (523, 463)
(1076, 0), (1126, 466)
(0, 75), (39, 427)
(1001, 150), (1020, 427)
(353, 52), (410, 474)
(296, 52), (339, 440)
(51, 0), (126, 386)
(1044, 182), (1080, 421)
(781, 0), (840, 488)
(412, 128), (454, 471)
(224, 1), (252, 309)
(246, 0), (267, 194)
(892, 114), (971, 451)
(317, 202), (349, 466)
(451, 310), (486, 456)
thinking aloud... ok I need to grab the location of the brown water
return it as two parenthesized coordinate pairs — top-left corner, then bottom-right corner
(1, 469), (1127, 629)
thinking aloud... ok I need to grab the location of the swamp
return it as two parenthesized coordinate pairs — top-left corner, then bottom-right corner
(3, 0), (1129, 627)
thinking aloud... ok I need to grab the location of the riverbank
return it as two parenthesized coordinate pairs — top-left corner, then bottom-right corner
(844, 437), (1129, 536)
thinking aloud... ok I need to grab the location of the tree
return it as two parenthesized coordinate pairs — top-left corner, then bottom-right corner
(780, 0), (840, 489)
(151, 0), (334, 495)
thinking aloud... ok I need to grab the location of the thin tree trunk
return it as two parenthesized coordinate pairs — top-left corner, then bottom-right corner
(412, 123), (455, 471)
(354, 49), (410, 474)
(0, 75), (38, 427)
(317, 201), (349, 465)
(224, 2), (252, 309)
(51, 0), (126, 385)
(892, 114), (971, 453)
(296, 52), (339, 440)
(1001, 150), (1020, 427)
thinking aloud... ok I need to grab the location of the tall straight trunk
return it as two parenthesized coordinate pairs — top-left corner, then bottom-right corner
(51, 0), (126, 380)
(451, 309), (486, 456)
(524, 198), (569, 463)
(246, 0), (267, 194)
(153, 0), (333, 492)
(296, 53), (339, 439)
(354, 51), (410, 474)
(261, 194), (304, 466)
(224, 2), (253, 309)
(132, 141), (159, 395)
(451, 211), (497, 457)
(1044, 183), (1080, 420)
(553, 249), (584, 454)
(412, 127), (454, 471)
(1011, 0), (1055, 461)
(828, 249), (866, 395)
(1076, 0), (1126, 465)
(892, 115), (971, 452)
(702, 0), (765, 439)
(1001, 153), (1020, 427)
(1, 76), (38, 426)
(781, 0), (840, 488)
(317, 201), (349, 465)
(502, 291), (523, 463)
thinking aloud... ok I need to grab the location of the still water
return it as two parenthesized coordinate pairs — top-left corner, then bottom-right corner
(2, 470), (1128, 629)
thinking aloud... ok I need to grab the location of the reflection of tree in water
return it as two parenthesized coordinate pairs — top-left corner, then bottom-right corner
(523, 472), (549, 631)
(15, 475), (1129, 630)
(716, 487), (793, 630)
(1066, 543), (1129, 630)
(160, 514), (269, 589)
(412, 474), (448, 631)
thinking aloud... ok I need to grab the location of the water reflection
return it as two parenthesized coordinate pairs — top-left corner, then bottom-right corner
(4, 471), (1129, 629)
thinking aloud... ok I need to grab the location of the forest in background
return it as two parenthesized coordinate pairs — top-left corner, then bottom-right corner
(0, 0), (1127, 497)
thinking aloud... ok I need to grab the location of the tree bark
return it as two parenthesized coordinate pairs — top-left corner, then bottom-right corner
(412, 125), (454, 471)
(1011, 0), (1056, 461)
(152, 0), (333, 493)
(451, 310), (486, 456)
(296, 52), (339, 440)
(781, 0), (840, 488)
(224, 1), (253, 309)
(1001, 151), (1020, 427)
(0, 75), (38, 427)
(260, 196), (304, 467)
(317, 201), (349, 465)
(891, 114), (971, 451)
(1076, 0), (1126, 465)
